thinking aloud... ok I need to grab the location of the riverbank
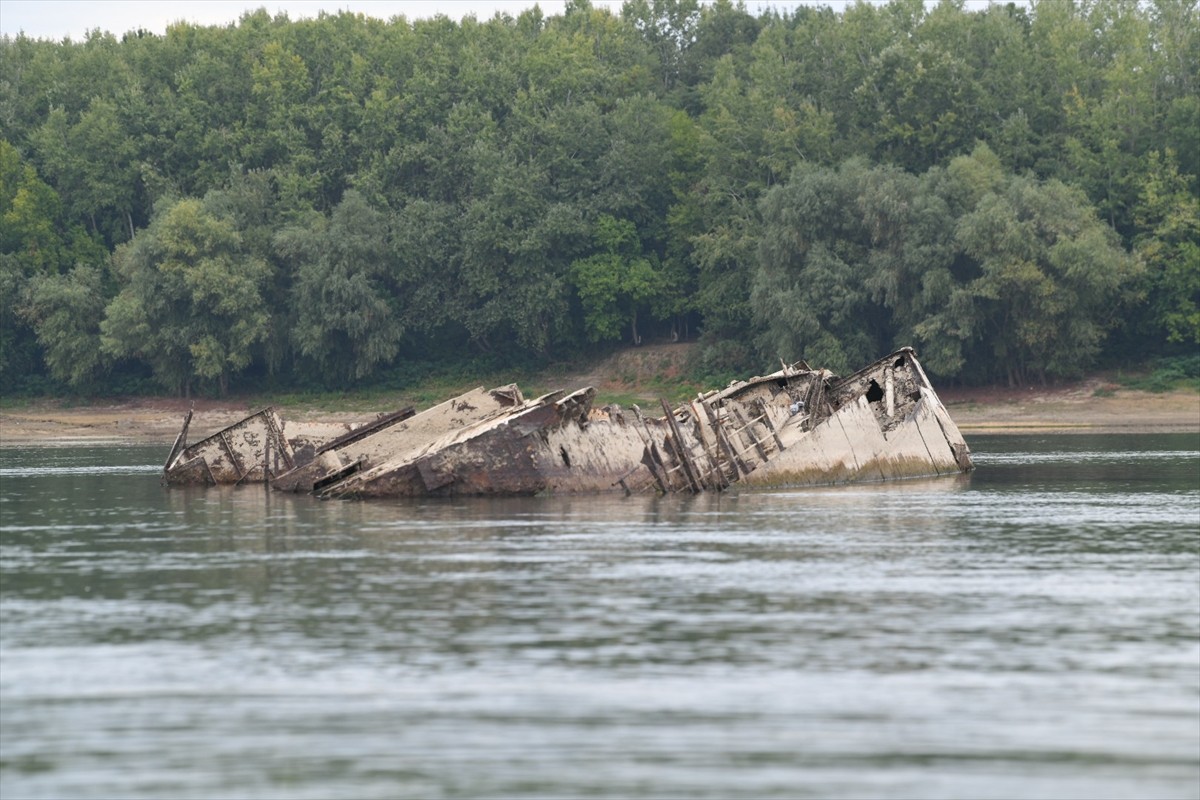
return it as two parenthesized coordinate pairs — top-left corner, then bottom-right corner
(1, 378), (1196, 446)
(941, 380), (1199, 435)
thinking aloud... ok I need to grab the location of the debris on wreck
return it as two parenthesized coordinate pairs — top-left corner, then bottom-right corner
(162, 347), (973, 497)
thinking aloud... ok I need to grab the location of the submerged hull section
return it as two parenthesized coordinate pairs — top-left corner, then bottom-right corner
(162, 348), (973, 497)
(163, 407), (294, 486)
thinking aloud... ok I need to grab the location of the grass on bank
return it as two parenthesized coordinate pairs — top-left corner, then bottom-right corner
(259, 366), (716, 413)
(1109, 354), (1200, 394)
(0, 355), (703, 413)
(4, 350), (1196, 414)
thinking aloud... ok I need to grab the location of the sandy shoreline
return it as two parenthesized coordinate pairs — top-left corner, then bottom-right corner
(0, 401), (368, 448)
(1, 380), (1197, 448)
(938, 382), (1200, 436)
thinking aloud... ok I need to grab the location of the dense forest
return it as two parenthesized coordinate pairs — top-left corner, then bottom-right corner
(1, 0), (1196, 396)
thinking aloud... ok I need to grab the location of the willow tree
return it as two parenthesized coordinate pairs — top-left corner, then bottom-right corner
(754, 146), (1139, 385)
(102, 196), (271, 395)
(277, 190), (401, 384)
(954, 172), (1140, 385)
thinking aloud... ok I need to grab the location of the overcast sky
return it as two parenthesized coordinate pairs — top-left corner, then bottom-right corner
(0, 0), (835, 41)
(0, 1), (606, 40)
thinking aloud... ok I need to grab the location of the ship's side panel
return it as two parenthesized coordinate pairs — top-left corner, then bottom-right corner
(539, 420), (652, 494)
(165, 408), (292, 485)
(739, 401), (871, 487)
(738, 395), (964, 488)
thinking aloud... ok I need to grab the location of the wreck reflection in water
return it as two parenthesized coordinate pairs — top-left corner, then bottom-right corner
(1, 434), (1197, 800)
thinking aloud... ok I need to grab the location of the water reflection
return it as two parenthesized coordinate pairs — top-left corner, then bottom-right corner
(1, 436), (1198, 799)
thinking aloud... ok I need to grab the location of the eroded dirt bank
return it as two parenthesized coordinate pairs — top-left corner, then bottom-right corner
(1, 379), (1196, 448)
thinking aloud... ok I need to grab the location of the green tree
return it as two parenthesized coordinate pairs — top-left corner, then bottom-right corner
(754, 145), (1140, 385)
(458, 164), (585, 354)
(245, 40), (314, 178)
(753, 160), (881, 373)
(857, 164), (959, 361)
(389, 198), (464, 343)
(22, 264), (108, 388)
(687, 57), (765, 339)
(1, 1), (1195, 393)
(570, 214), (666, 343)
(1132, 151), (1200, 345)
(900, 145), (1009, 378)
(855, 1), (983, 172)
(102, 196), (271, 395)
(277, 190), (401, 383)
(622, 0), (701, 91)
(1, 140), (75, 272)
(1, 140), (107, 389)
(955, 173), (1140, 384)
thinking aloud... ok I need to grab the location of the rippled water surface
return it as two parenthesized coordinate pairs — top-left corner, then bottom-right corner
(2, 433), (1198, 799)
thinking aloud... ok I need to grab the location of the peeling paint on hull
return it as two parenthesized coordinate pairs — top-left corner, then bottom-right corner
(162, 348), (973, 497)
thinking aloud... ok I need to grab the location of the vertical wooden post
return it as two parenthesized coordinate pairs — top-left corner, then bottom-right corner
(660, 399), (703, 493)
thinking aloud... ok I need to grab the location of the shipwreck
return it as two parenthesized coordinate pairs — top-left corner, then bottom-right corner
(163, 347), (973, 498)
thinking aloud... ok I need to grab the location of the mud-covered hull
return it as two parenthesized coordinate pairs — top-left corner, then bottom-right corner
(162, 407), (294, 486)
(163, 348), (972, 497)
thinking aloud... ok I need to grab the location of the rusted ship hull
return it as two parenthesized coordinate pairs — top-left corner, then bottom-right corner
(162, 348), (973, 497)
(162, 407), (294, 486)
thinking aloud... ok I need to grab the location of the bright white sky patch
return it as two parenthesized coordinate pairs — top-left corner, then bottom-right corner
(0, 0), (1000, 43)
(0, 0), (620, 41)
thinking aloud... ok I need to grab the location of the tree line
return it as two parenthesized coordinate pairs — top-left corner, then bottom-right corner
(1, 0), (1196, 395)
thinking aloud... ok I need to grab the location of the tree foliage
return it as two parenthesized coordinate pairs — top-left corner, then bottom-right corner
(570, 215), (665, 344)
(0, 0), (1194, 394)
(101, 196), (271, 395)
(278, 190), (401, 383)
(756, 146), (1140, 384)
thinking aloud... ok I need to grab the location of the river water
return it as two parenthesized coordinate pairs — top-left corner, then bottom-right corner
(1, 433), (1197, 799)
